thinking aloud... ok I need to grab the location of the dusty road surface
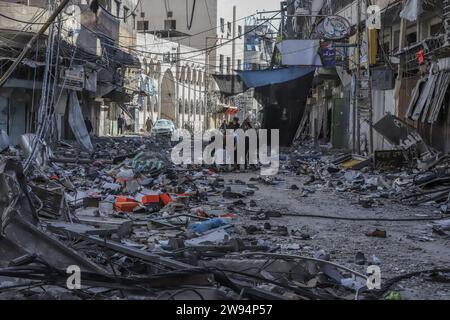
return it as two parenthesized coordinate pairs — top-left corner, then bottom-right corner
(215, 170), (450, 300)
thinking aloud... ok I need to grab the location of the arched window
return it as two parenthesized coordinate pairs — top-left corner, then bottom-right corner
(180, 66), (186, 82)
(186, 68), (191, 84)
(192, 70), (197, 84)
(153, 97), (158, 113)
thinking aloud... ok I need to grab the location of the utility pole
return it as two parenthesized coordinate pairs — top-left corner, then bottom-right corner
(231, 5), (237, 96)
(394, 0), (407, 114)
(353, 0), (362, 153)
(366, 0), (374, 155)
(0, 0), (71, 88)
(204, 37), (209, 130)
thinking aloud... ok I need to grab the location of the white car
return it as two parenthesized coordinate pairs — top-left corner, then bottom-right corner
(152, 119), (176, 137)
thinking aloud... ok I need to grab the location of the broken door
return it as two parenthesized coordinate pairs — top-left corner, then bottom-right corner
(332, 98), (349, 149)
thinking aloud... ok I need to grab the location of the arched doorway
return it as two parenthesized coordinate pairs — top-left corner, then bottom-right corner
(160, 69), (176, 121)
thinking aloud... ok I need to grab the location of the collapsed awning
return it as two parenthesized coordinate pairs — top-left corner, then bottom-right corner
(212, 74), (245, 96)
(237, 66), (316, 88)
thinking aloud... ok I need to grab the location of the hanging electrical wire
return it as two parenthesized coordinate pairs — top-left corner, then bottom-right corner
(186, 0), (197, 30)
(23, 1), (60, 172)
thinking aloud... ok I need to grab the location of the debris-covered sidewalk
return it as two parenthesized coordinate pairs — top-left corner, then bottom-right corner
(0, 136), (449, 300)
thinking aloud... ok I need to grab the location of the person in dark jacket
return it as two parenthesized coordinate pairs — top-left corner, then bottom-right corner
(84, 117), (93, 135)
(220, 120), (227, 131)
(118, 113), (125, 135)
(228, 117), (240, 130)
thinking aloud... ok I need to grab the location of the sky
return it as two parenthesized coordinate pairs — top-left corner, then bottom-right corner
(237, 0), (282, 14)
(223, 0), (283, 19)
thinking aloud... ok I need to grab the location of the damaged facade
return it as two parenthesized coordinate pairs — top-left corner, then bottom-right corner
(0, 0), (214, 142)
(292, 0), (450, 157)
(0, 0), (143, 142)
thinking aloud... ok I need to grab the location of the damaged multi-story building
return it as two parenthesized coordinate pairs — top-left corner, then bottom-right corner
(291, 0), (450, 157)
(0, 0), (141, 144)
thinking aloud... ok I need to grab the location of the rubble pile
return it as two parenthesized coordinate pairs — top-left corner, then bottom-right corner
(288, 142), (450, 214)
(0, 136), (377, 300)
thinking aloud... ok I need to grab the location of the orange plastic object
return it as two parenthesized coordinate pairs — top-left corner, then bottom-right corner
(160, 193), (173, 206)
(115, 196), (139, 213)
(141, 195), (161, 205)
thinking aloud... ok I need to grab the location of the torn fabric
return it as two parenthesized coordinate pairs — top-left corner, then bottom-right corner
(212, 74), (245, 96)
(68, 91), (94, 153)
(399, 0), (423, 22)
(276, 40), (323, 66)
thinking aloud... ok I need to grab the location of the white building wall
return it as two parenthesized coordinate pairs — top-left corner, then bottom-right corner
(135, 33), (206, 133)
(139, 0), (217, 49)
(138, 0), (247, 75)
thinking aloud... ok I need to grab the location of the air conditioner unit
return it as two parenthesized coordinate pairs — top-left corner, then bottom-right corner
(165, 19), (176, 31)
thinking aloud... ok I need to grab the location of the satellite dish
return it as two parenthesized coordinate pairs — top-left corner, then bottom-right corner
(367, 5), (381, 29)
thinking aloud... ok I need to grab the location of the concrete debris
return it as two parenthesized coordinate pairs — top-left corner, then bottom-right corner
(0, 133), (448, 300)
(289, 142), (450, 212)
(0, 136), (376, 301)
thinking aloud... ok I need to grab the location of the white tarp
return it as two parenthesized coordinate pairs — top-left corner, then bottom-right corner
(399, 0), (423, 22)
(276, 40), (323, 66)
(68, 90), (94, 153)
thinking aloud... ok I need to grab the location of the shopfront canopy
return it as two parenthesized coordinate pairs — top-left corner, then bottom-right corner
(237, 66), (316, 89)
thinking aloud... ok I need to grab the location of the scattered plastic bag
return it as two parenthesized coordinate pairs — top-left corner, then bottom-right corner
(188, 218), (229, 234)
